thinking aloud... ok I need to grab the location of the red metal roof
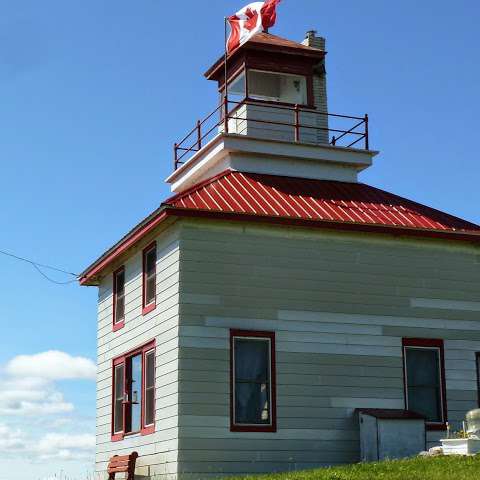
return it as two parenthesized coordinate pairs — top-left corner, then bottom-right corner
(166, 170), (480, 234)
(247, 32), (323, 53)
(80, 170), (480, 285)
(205, 32), (325, 80)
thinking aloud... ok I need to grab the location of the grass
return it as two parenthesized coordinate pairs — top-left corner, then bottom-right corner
(226, 456), (480, 480)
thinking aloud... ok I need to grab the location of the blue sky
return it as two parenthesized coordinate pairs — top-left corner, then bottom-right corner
(0, 0), (479, 478)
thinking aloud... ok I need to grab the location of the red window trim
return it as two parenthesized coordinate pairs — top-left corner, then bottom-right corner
(112, 266), (125, 332)
(402, 338), (448, 431)
(111, 340), (156, 441)
(230, 329), (277, 433)
(142, 242), (157, 316)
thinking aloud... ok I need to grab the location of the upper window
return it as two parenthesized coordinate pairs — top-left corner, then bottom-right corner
(112, 341), (155, 440)
(113, 267), (125, 330)
(230, 330), (276, 432)
(247, 70), (308, 105)
(403, 338), (447, 428)
(142, 243), (157, 314)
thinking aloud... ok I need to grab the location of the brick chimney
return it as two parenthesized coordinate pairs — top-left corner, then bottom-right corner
(302, 30), (329, 144)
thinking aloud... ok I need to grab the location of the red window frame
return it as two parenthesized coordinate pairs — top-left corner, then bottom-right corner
(142, 242), (157, 316)
(402, 338), (447, 431)
(112, 266), (125, 332)
(230, 329), (277, 433)
(111, 340), (155, 441)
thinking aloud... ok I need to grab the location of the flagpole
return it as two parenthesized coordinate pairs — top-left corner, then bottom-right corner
(224, 16), (229, 133)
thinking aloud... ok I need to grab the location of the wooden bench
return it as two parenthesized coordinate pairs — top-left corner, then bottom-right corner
(107, 452), (138, 480)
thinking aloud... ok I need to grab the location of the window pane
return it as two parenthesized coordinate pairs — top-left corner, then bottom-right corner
(145, 277), (156, 305)
(234, 338), (270, 425)
(115, 295), (125, 323)
(248, 70), (307, 104)
(114, 270), (125, 323)
(115, 270), (125, 295)
(146, 248), (156, 276)
(145, 351), (155, 426)
(406, 348), (442, 422)
(145, 351), (155, 388)
(129, 354), (142, 432)
(230, 72), (245, 95)
(144, 248), (156, 305)
(113, 364), (124, 434)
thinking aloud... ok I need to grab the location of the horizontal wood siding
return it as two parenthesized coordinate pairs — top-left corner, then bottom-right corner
(95, 226), (180, 479)
(176, 219), (480, 477)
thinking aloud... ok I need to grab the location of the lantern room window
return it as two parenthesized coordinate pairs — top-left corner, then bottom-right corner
(228, 71), (246, 103)
(247, 70), (308, 105)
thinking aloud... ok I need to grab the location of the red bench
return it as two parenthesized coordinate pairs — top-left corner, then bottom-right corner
(107, 452), (138, 480)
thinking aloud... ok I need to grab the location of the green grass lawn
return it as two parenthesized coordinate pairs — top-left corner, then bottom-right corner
(226, 456), (480, 480)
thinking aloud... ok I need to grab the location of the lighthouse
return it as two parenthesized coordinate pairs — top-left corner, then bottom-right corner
(81, 27), (480, 480)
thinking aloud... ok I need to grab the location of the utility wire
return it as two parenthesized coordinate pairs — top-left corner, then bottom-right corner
(0, 249), (79, 285)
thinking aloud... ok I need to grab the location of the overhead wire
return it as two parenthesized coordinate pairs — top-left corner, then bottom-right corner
(0, 249), (79, 285)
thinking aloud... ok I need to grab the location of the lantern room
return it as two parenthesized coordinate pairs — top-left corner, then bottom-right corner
(168, 31), (376, 194)
(205, 31), (329, 145)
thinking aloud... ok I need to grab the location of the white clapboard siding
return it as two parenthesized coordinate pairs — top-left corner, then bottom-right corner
(175, 220), (480, 477)
(94, 228), (181, 478)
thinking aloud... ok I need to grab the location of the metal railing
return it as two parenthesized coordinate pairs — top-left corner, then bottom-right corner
(173, 98), (369, 171)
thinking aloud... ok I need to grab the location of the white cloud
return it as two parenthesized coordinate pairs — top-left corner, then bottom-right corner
(0, 351), (96, 471)
(0, 424), (94, 462)
(0, 376), (73, 416)
(6, 351), (96, 380)
(35, 433), (95, 461)
(0, 424), (27, 453)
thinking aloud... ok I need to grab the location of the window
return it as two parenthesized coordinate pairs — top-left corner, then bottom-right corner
(403, 338), (447, 429)
(113, 363), (124, 435)
(113, 267), (125, 331)
(112, 341), (155, 441)
(142, 243), (157, 315)
(247, 70), (308, 105)
(230, 330), (276, 432)
(227, 70), (246, 103)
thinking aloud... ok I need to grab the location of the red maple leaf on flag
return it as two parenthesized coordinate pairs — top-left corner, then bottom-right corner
(243, 8), (259, 32)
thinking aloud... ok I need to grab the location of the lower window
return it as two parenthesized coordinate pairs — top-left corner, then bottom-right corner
(403, 338), (447, 429)
(112, 341), (155, 440)
(230, 330), (276, 432)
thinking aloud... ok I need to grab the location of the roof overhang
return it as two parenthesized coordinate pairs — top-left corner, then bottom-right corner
(79, 205), (480, 287)
(205, 33), (325, 81)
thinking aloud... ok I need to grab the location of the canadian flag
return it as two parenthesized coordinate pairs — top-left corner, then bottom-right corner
(227, 0), (281, 53)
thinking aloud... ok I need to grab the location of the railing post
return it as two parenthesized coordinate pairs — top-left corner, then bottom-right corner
(173, 143), (178, 170)
(294, 104), (300, 142)
(223, 96), (229, 134)
(331, 136), (336, 146)
(196, 120), (202, 150)
(364, 114), (369, 150)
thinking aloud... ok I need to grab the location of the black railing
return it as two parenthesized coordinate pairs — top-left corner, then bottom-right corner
(174, 98), (369, 170)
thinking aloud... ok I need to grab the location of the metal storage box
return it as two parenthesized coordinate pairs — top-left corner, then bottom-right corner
(357, 409), (426, 461)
